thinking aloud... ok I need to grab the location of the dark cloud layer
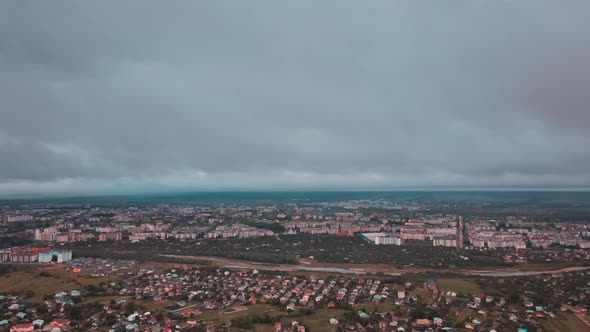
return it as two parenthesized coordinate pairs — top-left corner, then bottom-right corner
(1, 1), (590, 194)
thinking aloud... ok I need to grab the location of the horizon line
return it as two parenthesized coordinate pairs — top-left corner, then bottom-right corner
(2, 187), (590, 200)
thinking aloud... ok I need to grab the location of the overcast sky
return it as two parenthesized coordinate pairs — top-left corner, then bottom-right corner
(1, 1), (589, 195)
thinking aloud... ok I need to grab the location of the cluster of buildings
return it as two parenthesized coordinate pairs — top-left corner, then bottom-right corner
(466, 220), (590, 249)
(205, 224), (275, 239)
(22, 202), (590, 256)
(283, 220), (383, 236)
(32, 222), (277, 244)
(359, 233), (402, 245)
(0, 247), (72, 264)
(84, 267), (458, 331)
(2, 202), (589, 266)
(0, 291), (77, 332)
(359, 216), (462, 248)
(99, 267), (394, 311)
(1, 214), (33, 223)
(33, 227), (94, 243)
(23, 205), (461, 248)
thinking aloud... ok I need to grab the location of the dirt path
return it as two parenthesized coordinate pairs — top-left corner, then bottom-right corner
(576, 313), (590, 327)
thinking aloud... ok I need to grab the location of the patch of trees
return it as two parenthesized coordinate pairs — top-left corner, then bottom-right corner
(215, 251), (298, 265)
(231, 313), (282, 328)
(0, 236), (32, 249)
(0, 265), (14, 276)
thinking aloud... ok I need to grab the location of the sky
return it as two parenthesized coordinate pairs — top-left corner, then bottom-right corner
(1, 1), (590, 195)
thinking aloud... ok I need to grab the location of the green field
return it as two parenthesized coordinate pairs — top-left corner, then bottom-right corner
(142, 299), (175, 312)
(357, 299), (395, 313)
(436, 278), (483, 295)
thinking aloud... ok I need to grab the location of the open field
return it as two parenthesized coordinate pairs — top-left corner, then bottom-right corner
(293, 309), (349, 331)
(197, 304), (281, 322)
(357, 299), (395, 313)
(142, 299), (175, 312)
(542, 312), (590, 332)
(0, 265), (111, 303)
(178, 303), (350, 331)
(253, 308), (349, 332)
(0, 260), (169, 304)
(0, 271), (81, 302)
(436, 278), (483, 294)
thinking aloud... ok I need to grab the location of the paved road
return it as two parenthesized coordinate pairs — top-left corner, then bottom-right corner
(159, 254), (590, 276)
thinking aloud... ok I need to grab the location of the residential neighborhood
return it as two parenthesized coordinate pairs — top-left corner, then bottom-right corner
(1, 262), (589, 331)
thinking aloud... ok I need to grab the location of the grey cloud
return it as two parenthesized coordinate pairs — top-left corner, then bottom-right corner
(1, 1), (590, 194)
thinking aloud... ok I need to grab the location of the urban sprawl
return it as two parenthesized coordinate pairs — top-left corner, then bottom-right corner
(1, 198), (590, 332)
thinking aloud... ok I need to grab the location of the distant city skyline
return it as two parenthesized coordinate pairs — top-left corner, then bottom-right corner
(1, 1), (590, 195)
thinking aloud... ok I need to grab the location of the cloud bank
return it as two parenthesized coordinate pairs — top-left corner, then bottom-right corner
(1, 1), (590, 194)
